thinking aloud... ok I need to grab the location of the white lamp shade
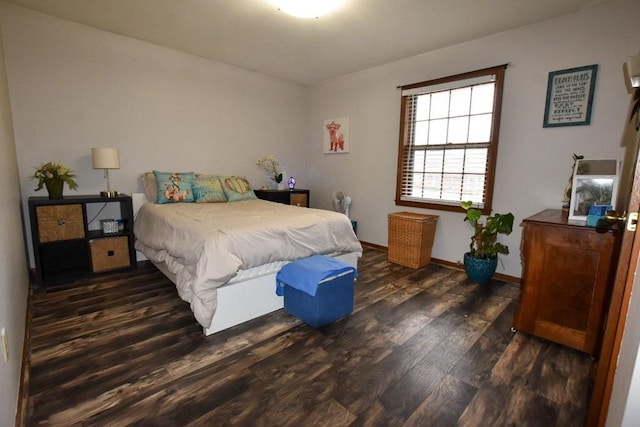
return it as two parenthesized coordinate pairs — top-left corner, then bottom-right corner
(92, 147), (120, 169)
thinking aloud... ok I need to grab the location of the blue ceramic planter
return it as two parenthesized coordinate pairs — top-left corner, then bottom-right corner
(463, 253), (498, 285)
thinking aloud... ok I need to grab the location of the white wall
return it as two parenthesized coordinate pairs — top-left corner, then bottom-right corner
(0, 24), (29, 427)
(307, 0), (640, 278)
(0, 1), (309, 266)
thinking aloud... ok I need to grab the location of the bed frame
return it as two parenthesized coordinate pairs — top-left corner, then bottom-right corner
(132, 193), (359, 336)
(153, 252), (358, 335)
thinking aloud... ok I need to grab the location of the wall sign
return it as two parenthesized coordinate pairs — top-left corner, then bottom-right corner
(543, 64), (598, 128)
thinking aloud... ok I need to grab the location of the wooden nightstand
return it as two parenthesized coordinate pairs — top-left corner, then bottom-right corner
(254, 189), (310, 207)
(28, 194), (136, 286)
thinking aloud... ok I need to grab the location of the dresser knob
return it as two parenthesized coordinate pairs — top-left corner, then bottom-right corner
(57, 219), (66, 226)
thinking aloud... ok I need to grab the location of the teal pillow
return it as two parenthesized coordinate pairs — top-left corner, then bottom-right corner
(221, 176), (257, 202)
(193, 175), (227, 203)
(153, 171), (195, 203)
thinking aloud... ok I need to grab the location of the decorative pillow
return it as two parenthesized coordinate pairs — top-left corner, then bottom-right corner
(192, 175), (227, 203)
(141, 172), (157, 203)
(220, 176), (257, 202)
(153, 171), (195, 204)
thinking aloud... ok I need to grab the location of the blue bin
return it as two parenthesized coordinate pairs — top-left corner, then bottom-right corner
(283, 270), (355, 328)
(277, 255), (357, 328)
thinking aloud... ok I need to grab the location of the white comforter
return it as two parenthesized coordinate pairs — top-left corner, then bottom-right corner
(134, 199), (362, 328)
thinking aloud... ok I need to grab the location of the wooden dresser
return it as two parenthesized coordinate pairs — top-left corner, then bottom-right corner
(513, 209), (619, 355)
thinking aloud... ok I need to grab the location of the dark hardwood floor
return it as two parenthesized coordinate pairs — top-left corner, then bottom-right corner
(23, 247), (594, 426)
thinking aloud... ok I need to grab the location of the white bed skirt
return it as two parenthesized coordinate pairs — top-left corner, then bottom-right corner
(153, 251), (359, 336)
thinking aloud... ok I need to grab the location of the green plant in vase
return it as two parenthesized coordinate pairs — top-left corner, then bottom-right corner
(33, 162), (78, 199)
(461, 201), (514, 284)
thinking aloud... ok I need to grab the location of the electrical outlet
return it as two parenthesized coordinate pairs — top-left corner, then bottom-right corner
(1, 328), (8, 362)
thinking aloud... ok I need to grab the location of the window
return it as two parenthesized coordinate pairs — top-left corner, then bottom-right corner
(395, 65), (507, 213)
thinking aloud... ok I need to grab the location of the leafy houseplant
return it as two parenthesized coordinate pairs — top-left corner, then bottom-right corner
(33, 162), (78, 199)
(461, 201), (514, 284)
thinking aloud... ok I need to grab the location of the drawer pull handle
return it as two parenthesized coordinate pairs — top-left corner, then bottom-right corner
(107, 250), (115, 257)
(57, 219), (66, 226)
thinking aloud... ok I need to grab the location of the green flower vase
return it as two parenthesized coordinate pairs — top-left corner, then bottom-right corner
(45, 179), (64, 199)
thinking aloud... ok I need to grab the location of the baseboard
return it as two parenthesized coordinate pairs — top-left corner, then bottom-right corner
(360, 241), (521, 285)
(360, 240), (386, 251)
(15, 287), (32, 427)
(431, 257), (521, 284)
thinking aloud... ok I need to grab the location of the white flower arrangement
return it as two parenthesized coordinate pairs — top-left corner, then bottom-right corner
(256, 154), (283, 183)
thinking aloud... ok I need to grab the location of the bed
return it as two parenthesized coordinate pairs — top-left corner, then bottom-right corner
(133, 190), (362, 336)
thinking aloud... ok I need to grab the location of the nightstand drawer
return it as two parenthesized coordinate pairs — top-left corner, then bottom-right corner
(36, 204), (85, 243)
(290, 193), (308, 207)
(90, 236), (131, 272)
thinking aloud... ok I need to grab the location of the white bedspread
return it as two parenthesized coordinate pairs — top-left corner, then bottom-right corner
(134, 199), (362, 328)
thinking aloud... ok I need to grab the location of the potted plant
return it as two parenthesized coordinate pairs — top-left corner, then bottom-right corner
(256, 154), (284, 189)
(461, 201), (514, 284)
(33, 161), (78, 199)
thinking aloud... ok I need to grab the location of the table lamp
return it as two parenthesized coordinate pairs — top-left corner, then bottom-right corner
(92, 147), (120, 197)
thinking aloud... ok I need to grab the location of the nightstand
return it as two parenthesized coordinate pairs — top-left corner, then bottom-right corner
(28, 194), (136, 286)
(254, 189), (310, 207)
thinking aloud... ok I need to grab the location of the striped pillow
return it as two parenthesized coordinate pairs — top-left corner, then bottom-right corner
(221, 176), (257, 202)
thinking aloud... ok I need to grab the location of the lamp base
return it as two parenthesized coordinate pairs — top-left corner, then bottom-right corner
(100, 190), (119, 198)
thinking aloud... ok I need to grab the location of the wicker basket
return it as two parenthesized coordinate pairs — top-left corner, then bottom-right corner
(90, 236), (130, 272)
(388, 212), (438, 268)
(36, 204), (85, 243)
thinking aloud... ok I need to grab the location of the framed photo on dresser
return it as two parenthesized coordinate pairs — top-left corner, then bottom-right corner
(569, 158), (619, 221)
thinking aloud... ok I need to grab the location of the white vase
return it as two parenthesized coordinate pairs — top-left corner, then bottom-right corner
(277, 183), (285, 190)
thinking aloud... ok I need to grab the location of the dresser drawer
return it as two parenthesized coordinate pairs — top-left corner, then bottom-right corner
(36, 204), (85, 243)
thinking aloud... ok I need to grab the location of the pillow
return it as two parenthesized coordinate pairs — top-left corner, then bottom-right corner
(220, 176), (257, 202)
(141, 172), (157, 203)
(192, 175), (227, 203)
(153, 171), (195, 203)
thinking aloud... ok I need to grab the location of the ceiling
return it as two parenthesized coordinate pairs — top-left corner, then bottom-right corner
(6, 0), (611, 86)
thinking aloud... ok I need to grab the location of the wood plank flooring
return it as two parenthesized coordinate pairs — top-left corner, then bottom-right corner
(22, 247), (594, 426)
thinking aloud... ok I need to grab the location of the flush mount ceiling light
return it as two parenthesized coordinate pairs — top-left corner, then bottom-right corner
(270, 0), (346, 19)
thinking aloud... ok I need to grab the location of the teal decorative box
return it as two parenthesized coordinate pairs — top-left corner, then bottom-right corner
(586, 204), (612, 227)
(588, 204), (611, 217)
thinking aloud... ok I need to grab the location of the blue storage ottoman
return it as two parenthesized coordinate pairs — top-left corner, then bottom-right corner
(276, 255), (357, 328)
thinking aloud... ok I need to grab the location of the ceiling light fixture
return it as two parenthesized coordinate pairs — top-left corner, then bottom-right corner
(270, 0), (346, 19)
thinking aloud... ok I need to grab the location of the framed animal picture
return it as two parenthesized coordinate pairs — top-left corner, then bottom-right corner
(323, 117), (350, 154)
